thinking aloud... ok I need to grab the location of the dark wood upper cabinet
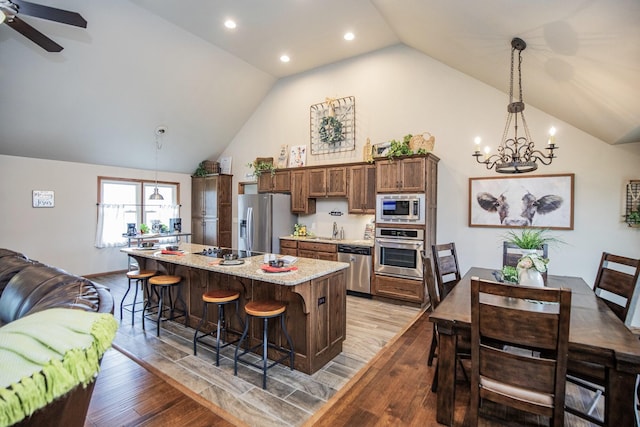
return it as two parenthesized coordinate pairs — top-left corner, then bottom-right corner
(376, 156), (426, 193)
(258, 170), (291, 193)
(308, 166), (347, 197)
(291, 169), (316, 214)
(348, 164), (376, 214)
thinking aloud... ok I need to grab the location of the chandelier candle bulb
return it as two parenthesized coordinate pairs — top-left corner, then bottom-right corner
(548, 127), (556, 146)
(474, 136), (482, 154)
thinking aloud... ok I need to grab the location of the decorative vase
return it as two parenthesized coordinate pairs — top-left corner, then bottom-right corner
(518, 268), (545, 287)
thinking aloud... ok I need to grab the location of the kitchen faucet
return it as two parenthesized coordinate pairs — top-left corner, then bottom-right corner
(332, 222), (338, 239)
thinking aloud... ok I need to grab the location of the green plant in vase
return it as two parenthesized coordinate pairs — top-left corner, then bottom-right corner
(139, 224), (149, 234)
(247, 161), (276, 177)
(503, 228), (562, 249)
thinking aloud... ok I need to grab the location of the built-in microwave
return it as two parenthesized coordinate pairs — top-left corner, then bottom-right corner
(376, 194), (425, 224)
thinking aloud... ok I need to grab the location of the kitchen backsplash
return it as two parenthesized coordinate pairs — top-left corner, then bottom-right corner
(297, 199), (374, 240)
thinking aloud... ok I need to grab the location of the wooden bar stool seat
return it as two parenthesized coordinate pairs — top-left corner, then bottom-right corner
(120, 269), (157, 325)
(142, 275), (188, 337)
(193, 289), (244, 366)
(234, 300), (294, 389)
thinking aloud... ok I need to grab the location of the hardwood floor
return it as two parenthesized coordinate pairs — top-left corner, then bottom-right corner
(86, 272), (624, 426)
(85, 349), (238, 426)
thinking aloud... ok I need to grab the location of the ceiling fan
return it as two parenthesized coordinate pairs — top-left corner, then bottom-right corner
(0, 0), (86, 52)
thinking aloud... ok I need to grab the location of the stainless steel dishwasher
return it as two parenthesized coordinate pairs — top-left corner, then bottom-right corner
(337, 244), (372, 296)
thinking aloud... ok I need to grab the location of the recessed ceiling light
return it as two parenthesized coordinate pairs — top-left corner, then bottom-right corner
(280, 55), (290, 63)
(344, 32), (355, 41)
(224, 19), (237, 29)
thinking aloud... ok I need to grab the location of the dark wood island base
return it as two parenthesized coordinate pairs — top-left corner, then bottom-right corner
(123, 243), (348, 375)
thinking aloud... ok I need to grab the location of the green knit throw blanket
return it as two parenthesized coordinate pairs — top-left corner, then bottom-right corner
(0, 308), (118, 426)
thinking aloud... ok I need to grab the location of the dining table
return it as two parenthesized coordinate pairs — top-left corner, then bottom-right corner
(429, 267), (640, 426)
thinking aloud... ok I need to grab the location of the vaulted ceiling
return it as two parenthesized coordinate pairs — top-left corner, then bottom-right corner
(1, 0), (638, 173)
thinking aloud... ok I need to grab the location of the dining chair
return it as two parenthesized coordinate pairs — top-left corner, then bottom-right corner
(421, 250), (439, 367)
(502, 242), (549, 268)
(423, 247), (469, 393)
(565, 252), (640, 426)
(432, 242), (462, 300)
(470, 277), (571, 427)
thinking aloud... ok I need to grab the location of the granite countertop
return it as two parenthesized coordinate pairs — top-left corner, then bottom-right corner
(280, 235), (374, 247)
(121, 243), (349, 286)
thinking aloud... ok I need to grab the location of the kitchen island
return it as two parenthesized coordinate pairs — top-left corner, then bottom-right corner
(121, 243), (348, 374)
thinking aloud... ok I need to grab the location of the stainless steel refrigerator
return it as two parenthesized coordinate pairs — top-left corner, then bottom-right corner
(238, 193), (296, 254)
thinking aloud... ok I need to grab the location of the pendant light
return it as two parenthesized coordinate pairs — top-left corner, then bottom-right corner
(149, 126), (166, 200)
(472, 37), (558, 173)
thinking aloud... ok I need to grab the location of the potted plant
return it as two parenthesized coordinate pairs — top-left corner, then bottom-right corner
(504, 228), (561, 249)
(386, 134), (413, 160)
(247, 160), (276, 177)
(516, 252), (548, 287)
(193, 161), (209, 177)
(503, 228), (562, 286)
(139, 223), (149, 234)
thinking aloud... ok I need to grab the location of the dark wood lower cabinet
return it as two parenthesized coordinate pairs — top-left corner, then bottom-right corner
(373, 274), (425, 304)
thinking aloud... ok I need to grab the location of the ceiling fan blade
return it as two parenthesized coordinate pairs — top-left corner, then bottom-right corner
(6, 15), (63, 52)
(12, 0), (87, 28)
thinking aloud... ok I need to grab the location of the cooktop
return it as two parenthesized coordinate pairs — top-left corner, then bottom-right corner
(193, 247), (263, 259)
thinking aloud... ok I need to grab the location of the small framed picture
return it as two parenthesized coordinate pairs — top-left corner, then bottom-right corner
(32, 190), (55, 208)
(289, 145), (307, 168)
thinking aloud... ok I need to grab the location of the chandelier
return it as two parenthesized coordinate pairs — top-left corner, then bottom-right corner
(472, 37), (558, 174)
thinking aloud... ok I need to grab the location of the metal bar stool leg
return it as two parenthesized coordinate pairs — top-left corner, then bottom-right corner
(193, 302), (209, 355)
(216, 304), (225, 366)
(234, 314), (251, 376)
(262, 317), (269, 389)
(131, 278), (140, 325)
(119, 279), (133, 321)
(156, 285), (165, 337)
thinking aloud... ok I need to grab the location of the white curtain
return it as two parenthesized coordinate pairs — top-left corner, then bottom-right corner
(95, 204), (127, 248)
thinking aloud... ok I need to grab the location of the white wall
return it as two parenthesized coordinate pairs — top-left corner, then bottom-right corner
(221, 44), (640, 324)
(0, 154), (192, 276)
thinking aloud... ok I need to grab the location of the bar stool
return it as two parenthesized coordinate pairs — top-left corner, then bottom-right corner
(193, 289), (244, 366)
(234, 300), (294, 389)
(120, 269), (156, 325)
(142, 275), (188, 337)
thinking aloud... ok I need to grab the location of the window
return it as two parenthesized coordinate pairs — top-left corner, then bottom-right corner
(95, 177), (180, 248)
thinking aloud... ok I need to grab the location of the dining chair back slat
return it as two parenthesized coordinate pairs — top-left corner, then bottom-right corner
(432, 243), (461, 300)
(421, 250), (440, 311)
(470, 277), (571, 427)
(593, 252), (640, 324)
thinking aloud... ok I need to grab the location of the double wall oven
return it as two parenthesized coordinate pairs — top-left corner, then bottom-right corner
(374, 226), (424, 280)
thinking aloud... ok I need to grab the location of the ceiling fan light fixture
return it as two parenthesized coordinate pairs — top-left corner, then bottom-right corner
(472, 37), (558, 174)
